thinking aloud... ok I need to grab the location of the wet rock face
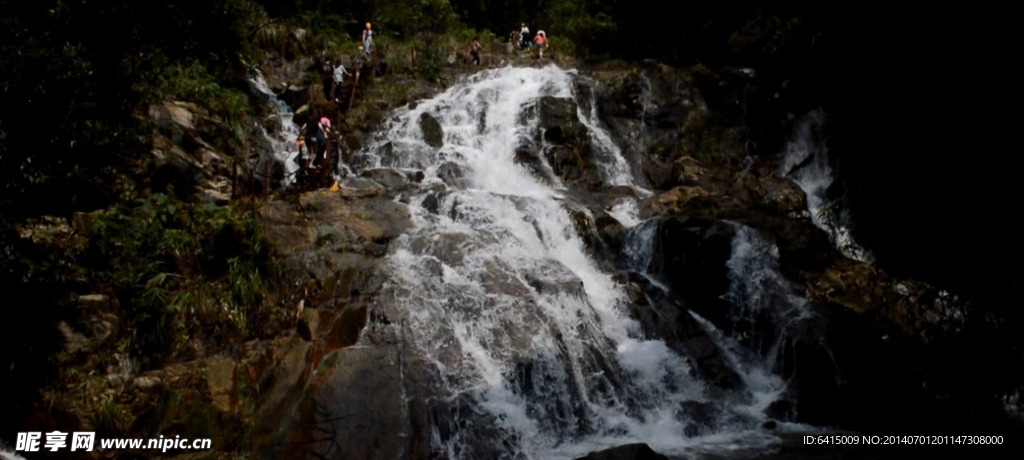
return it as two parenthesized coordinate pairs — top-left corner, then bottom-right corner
(592, 64), (777, 193)
(148, 101), (249, 200)
(234, 61), (1022, 459)
(572, 443), (670, 460)
(251, 188), (428, 459)
(590, 65), (706, 190)
(562, 200), (626, 266)
(437, 161), (470, 188)
(624, 274), (743, 393)
(647, 217), (735, 324)
(419, 112), (444, 148)
(261, 190), (412, 267)
(282, 347), (447, 460)
(585, 60), (987, 434)
(534, 96), (606, 189)
(361, 167), (411, 190)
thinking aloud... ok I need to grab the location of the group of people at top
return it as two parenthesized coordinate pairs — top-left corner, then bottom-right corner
(510, 23), (548, 58)
(319, 22), (378, 103)
(296, 21), (381, 187)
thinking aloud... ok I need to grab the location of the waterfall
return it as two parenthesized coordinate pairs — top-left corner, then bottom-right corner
(0, 448), (26, 460)
(780, 109), (872, 262)
(249, 72), (303, 186)
(688, 311), (787, 420)
(1004, 389), (1024, 422)
(637, 71), (654, 155)
(349, 66), (787, 459)
(623, 219), (657, 275)
(575, 78), (643, 190)
(723, 223), (816, 372)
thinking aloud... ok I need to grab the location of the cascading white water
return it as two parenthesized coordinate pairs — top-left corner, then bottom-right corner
(687, 311), (786, 421)
(623, 219), (657, 275)
(780, 109), (872, 263)
(0, 448), (26, 460)
(352, 65), (782, 459)
(249, 72), (304, 185)
(574, 79), (641, 190)
(637, 71), (654, 155)
(723, 223), (816, 371)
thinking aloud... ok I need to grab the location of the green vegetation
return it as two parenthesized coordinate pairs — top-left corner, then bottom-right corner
(0, 0), (279, 399)
(1, 0), (842, 442)
(0, 0), (265, 218)
(79, 193), (280, 369)
(0, 0), (579, 436)
(151, 61), (254, 131)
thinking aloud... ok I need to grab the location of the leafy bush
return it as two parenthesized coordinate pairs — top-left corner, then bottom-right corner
(80, 194), (280, 369)
(151, 61), (253, 127)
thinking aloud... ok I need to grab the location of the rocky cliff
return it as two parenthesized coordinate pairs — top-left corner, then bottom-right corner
(13, 51), (1020, 460)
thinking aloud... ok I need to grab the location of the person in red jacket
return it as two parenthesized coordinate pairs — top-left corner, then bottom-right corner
(534, 30), (547, 59)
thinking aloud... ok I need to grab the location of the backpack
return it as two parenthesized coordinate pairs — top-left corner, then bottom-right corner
(304, 121), (320, 141)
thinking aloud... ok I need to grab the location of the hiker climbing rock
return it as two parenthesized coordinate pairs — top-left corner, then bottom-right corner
(519, 23), (530, 50)
(362, 22), (374, 56)
(315, 116), (330, 167)
(470, 37), (482, 66)
(302, 116), (330, 168)
(534, 30), (547, 59)
(332, 59), (350, 102)
(321, 57), (333, 101)
(507, 30), (518, 55)
(300, 121), (313, 165)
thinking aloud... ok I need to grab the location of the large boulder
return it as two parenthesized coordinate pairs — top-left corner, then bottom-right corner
(532, 96), (606, 189)
(419, 112), (444, 148)
(590, 64), (740, 190)
(573, 443), (669, 460)
(623, 273), (743, 393)
(646, 216), (736, 325)
(148, 100), (260, 199)
(278, 346), (447, 460)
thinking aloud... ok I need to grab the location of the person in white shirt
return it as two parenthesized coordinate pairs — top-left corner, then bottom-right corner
(332, 59), (350, 101)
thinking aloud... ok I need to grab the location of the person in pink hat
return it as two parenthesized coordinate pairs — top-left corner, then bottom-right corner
(315, 117), (331, 166)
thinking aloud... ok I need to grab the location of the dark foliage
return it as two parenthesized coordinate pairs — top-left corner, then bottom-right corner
(819, 6), (1021, 307)
(0, 0), (271, 438)
(0, 222), (76, 438)
(0, 0), (258, 220)
(1, 0), (1019, 444)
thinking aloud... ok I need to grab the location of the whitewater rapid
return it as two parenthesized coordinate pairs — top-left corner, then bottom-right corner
(342, 65), (797, 459)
